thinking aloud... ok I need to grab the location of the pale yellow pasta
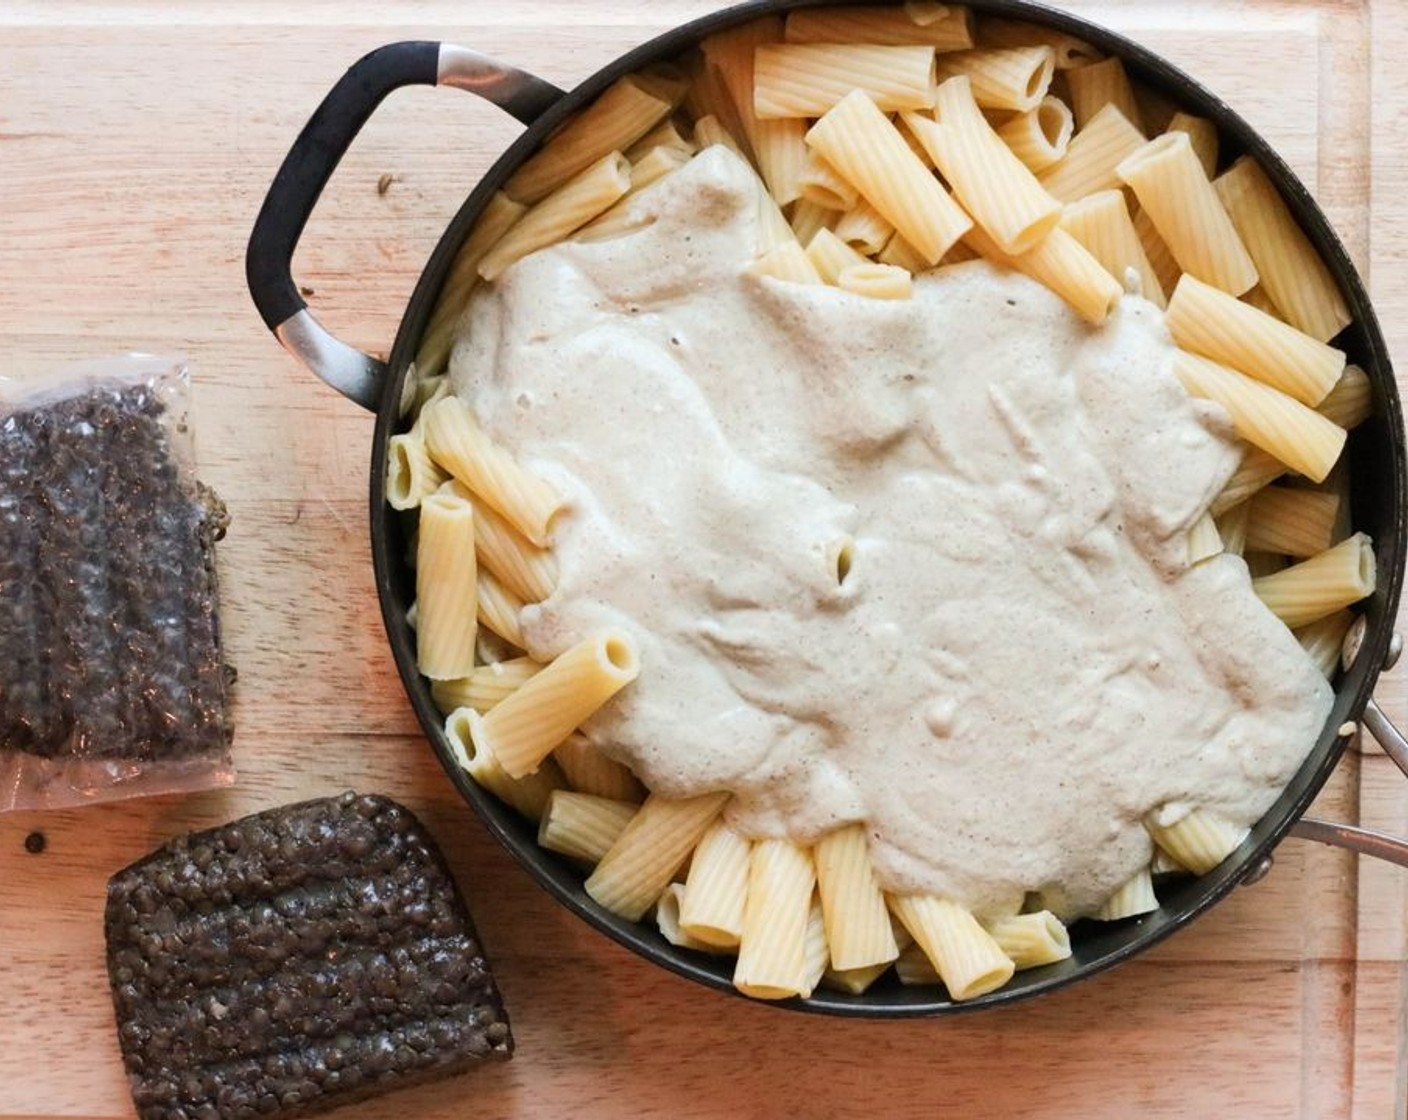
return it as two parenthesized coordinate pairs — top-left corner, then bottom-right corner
(1150, 848), (1187, 877)
(1037, 104), (1147, 204)
(504, 75), (675, 205)
(444, 706), (563, 821)
(754, 116), (809, 206)
(889, 894), (1014, 1000)
(1172, 351), (1346, 483)
(1215, 500), (1250, 557)
(480, 153), (633, 281)
(625, 116), (696, 161)
(701, 15), (781, 157)
(906, 78), (1061, 255)
(1214, 156), (1352, 343)
(1117, 132), (1258, 296)
(468, 495), (557, 603)
(748, 240), (825, 285)
(785, 2), (975, 50)
(821, 960), (894, 995)
(839, 262), (913, 300)
(585, 791), (730, 921)
(1166, 274), (1345, 406)
(1211, 445), (1286, 516)
(965, 224), (1123, 325)
(537, 790), (638, 865)
(387, 431), (447, 511)
(1294, 609), (1356, 678)
(415, 492), (477, 680)
(799, 150), (860, 211)
(1252, 532), (1376, 628)
(894, 940), (941, 985)
(977, 16), (1102, 69)
(472, 629), (641, 779)
(1092, 867), (1158, 920)
(1131, 203), (1182, 297)
(1058, 188), (1166, 307)
(1066, 56), (1143, 132)
(1317, 364), (1373, 430)
(571, 146), (691, 242)
(806, 227), (871, 284)
(1186, 512), (1222, 565)
(1166, 111), (1218, 177)
(475, 568), (525, 650)
(986, 911), (1071, 969)
(878, 230), (932, 273)
(1244, 487), (1340, 558)
(553, 734), (646, 803)
(734, 839), (817, 999)
(833, 196), (896, 255)
(431, 657), (543, 716)
(683, 54), (752, 157)
(807, 90), (972, 264)
(752, 171), (800, 254)
(680, 820), (751, 948)
(996, 96), (1074, 173)
(1145, 807), (1247, 875)
(656, 883), (734, 954)
(421, 396), (564, 545)
(934, 45), (1054, 112)
(692, 113), (749, 162)
(814, 824), (899, 971)
(629, 145), (692, 193)
(415, 192), (527, 379)
(789, 197), (838, 245)
(801, 896), (829, 998)
(754, 43), (937, 119)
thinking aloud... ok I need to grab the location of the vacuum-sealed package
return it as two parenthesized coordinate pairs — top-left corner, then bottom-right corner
(0, 356), (233, 810)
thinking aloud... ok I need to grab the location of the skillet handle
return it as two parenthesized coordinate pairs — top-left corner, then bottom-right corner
(245, 42), (565, 411)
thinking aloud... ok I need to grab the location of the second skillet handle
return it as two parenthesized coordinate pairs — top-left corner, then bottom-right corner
(245, 42), (565, 411)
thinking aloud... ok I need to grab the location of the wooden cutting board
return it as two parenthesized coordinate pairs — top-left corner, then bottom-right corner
(1, 1), (1405, 1117)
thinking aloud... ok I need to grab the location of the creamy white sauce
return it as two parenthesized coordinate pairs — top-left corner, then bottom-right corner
(450, 148), (1334, 920)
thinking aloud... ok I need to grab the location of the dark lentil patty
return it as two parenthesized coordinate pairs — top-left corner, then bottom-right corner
(0, 380), (229, 760)
(105, 792), (512, 1120)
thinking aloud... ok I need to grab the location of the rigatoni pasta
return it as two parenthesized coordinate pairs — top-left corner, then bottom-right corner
(1065, 56), (1143, 132)
(1252, 533), (1377, 628)
(1037, 103), (1147, 204)
(414, 492), (477, 681)
(784, 3), (975, 50)
(1058, 188), (1166, 307)
(996, 96), (1074, 173)
(754, 43), (938, 119)
(537, 791), (639, 865)
(933, 45), (1055, 112)
(733, 839), (817, 999)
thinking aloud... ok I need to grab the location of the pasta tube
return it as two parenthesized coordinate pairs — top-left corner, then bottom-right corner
(1066, 56), (1143, 131)
(1172, 351), (1346, 483)
(1252, 533), (1376, 628)
(504, 75), (675, 205)
(789, 198), (837, 246)
(445, 706), (563, 821)
(1215, 500), (1250, 557)
(1294, 609), (1355, 678)
(537, 790), (638, 865)
(480, 152), (633, 280)
(414, 492), (477, 680)
(1317, 364), (1373, 430)
(754, 116), (809, 206)
(933, 46), (1055, 112)
(977, 16), (1102, 69)
(431, 656), (542, 715)
(965, 224), (1123, 325)
(906, 77), (1062, 255)
(996, 96), (1074, 173)
(986, 911), (1071, 969)
(734, 839), (817, 999)
(1117, 132), (1258, 296)
(1131, 203), (1181, 298)
(386, 431), (447, 511)
(814, 824), (899, 971)
(586, 791), (730, 921)
(1244, 487), (1340, 558)
(1211, 445), (1286, 516)
(553, 734), (646, 803)
(656, 883), (733, 953)
(1214, 156), (1351, 343)
(680, 820), (752, 948)
(471, 494), (558, 603)
(1145, 807), (1247, 875)
(748, 240), (825, 285)
(1037, 104), (1147, 204)
(805, 227), (871, 284)
(1166, 274), (1345, 406)
(1166, 111), (1218, 177)
(754, 44), (938, 118)
(1186, 513), (1222, 565)
(1092, 867), (1158, 920)
(799, 150), (860, 211)
(806, 89), (972, 265)
(889, 894), (1014, 1000)
(421, 395), (564, 545)
(1059, 188), (1166, 307)
(839, 263), (913, 300)
(476, 567), (525, 649)
(834, 197), (896, 255)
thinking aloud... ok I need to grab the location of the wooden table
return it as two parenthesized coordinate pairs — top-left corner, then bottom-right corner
(2, 1), (1406, 1116)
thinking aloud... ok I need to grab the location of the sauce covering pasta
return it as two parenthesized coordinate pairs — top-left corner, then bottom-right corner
(449, 147), (1334, 921)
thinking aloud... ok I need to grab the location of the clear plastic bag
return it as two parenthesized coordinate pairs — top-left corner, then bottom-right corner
(0, 355), (234, 810)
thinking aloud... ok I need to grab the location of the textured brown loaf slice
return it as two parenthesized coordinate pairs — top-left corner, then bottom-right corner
(104, 792), (512, 1120)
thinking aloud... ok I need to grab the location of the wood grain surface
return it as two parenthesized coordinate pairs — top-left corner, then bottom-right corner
(1, 2), (1404, 1117)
